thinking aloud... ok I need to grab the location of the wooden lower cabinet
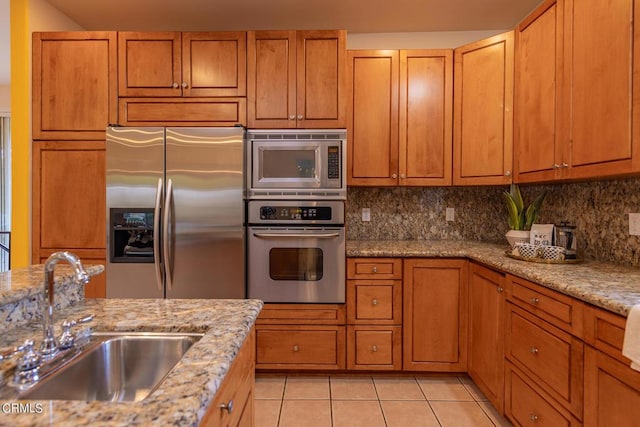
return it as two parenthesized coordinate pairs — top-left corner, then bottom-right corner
(505, 362), (581, 426)
(468, 263), (505, 413)
(201, 329), (255, 427)
(403, 258), (468, 371)
(255, 304), (346, 370)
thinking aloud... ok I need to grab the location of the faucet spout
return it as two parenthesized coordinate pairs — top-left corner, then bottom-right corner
(41, 251), (89, 359)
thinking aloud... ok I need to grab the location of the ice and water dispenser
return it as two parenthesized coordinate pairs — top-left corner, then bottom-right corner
(109, 208), (155, 263)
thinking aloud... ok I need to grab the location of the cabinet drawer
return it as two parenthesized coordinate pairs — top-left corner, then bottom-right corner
(347, 258), (402, 279)
(505, 362), (581, 427)
(256, 303), (345, 325)
(506, 304), (583, 417)
(118, 97), (246, 126)
(347, 280), (402, 324)
(256, 325), (345, 370)
(347, 326), (402, 370)
(584, 305), (629, 364)
(507, 275), (584, 337)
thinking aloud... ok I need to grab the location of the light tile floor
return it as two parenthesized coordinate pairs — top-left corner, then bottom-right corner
(255, 374), (513, 427)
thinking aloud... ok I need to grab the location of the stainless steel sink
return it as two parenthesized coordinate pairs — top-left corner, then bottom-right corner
(18, 332), (203, 402)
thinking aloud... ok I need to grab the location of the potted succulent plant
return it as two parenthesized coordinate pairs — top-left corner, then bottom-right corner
(503, 184), (547, 247)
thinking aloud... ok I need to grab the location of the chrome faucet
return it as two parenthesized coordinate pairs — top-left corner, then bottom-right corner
(41, 251), (90, 359)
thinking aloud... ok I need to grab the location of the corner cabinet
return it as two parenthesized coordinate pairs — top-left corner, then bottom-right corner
(247, 30), (346, 129)
(515, 0), (640, 183)
(347, 49), (453, 186)
(453, 32), (514, 185)
(403, 259), (468, 371)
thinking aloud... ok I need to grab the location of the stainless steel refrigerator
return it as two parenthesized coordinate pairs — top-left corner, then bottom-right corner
(106, 126), (245, 299)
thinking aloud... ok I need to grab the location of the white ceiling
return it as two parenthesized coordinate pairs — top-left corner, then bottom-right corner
(44, 0), (542, 32)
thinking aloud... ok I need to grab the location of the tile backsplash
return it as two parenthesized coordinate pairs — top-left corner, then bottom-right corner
(347, 177), (640, 268)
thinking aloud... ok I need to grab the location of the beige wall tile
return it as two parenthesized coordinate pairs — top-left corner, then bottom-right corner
(255, 375), (287, 400)
(284, 376), (330, 400)
(330, 376), (377, 400)
(430, 401), (495, 427)
(279, 400), (332, 427)
(254, 399), (282, 427)
(373, 377), (425, 400)
(381, 401), (441, 427)
(417, 376), (474, 401)
(332, 400), (386, 427)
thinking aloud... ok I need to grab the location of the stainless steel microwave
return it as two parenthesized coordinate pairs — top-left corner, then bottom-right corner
(246, 129), (346, 199)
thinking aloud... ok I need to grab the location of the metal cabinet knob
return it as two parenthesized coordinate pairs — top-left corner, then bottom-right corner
(371, 345), (378, 352)
(220, 400), (234, 414)
(400, 173), (406, 179)
(497, 287), (504, 293)
(529, 297), (540, 305)
(181, 82), (188, 88)
(530, 346), (539, 355)
(172, 82), (179, 89)
(529, 414), (539, 422)
(553, 163), (561, 169)
(391, 173), (398, 179)
(561, 162), (569, 168)
(504, 170), (511, 176)
(372, 266), (377, 273)
(297, 115), (303, 120)
(372, 299), (379, 306)
(289, 115), (295, 120)
(293, 345), (299, 352)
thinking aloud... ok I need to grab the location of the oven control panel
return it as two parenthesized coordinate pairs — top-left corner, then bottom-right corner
(260, 206), (333, 221)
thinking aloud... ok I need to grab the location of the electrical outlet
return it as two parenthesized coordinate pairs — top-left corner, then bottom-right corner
(362, 208), (371, 222)
(446, 207), (455, 222)
(630, 213), (640, 235)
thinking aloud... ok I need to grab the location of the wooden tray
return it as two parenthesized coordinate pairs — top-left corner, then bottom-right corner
(504, 250), (582, 264)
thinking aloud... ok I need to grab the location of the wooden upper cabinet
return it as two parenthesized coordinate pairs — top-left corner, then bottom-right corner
(33, 32), (117, 140)
(564, 0), (640, 179)
(347, 49), (453, 186)
(248, 30), (346, 128)
(453, 31), (514, 185)
(347, 50), (399, 186)
(514, 0), (563, 183)
(118, 31), (246, 98)
(399, 50), (453, 186)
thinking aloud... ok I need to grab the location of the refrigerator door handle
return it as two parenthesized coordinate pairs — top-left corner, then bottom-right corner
(163, 178), (174, 291)
(153, 178), (163, 293)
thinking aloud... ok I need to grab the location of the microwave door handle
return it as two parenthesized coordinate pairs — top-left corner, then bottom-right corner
(163, 178), (174, 292)
(153, 178), (163, 293)
(252, 232), (341, 239)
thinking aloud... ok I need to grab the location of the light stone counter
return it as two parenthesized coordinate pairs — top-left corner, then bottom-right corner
(0, 298), (262, 427)
(348, 240), (640, 317)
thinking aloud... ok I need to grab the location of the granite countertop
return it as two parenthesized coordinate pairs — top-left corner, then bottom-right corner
(0, 297), (263, 427)
(348, 240), (640, 317)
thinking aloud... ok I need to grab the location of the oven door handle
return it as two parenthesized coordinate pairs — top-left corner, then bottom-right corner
(252, 232), (341, 239)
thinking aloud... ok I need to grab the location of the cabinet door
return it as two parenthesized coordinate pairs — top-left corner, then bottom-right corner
(118, 32), (182, 97)
(347, 50), (399, 186)
(399, 50), (453, 186)
(247, 30), (297, 128)
(32, 32), (117, 140)
(182, 32), (247, 97)
(296, 30), (346, 128)
(584, 346), (640, 427)
(514, 0), (564, 183)
(453, 32), (514, 185)
(564, 0), (640, 179)
(403, 259), (468, 371)
(468, 263), (505, 414)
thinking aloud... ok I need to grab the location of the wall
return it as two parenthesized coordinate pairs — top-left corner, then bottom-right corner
(347, 177), (640, 268)
(0, 85), (9, 115)
(347, 30), (506, 50)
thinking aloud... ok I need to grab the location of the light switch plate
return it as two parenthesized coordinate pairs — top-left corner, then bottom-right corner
(630, 213), (640, 235)
(362, 208), (371, 222)
(446, 207), (455, 222)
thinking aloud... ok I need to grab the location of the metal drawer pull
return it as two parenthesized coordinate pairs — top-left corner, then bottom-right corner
(220, 400), (234, 414)
(529, 297), (540, 305)
(372, 299), (379, 306)
(293, 345), (300, 352)
(372, 266), (378, 273)
(530, 346), (539, 355)
(529, 414), (539, 422)
(497, 287), (504, 293)
(253, 233), (340, 239)
(372, 345), (378, 352)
